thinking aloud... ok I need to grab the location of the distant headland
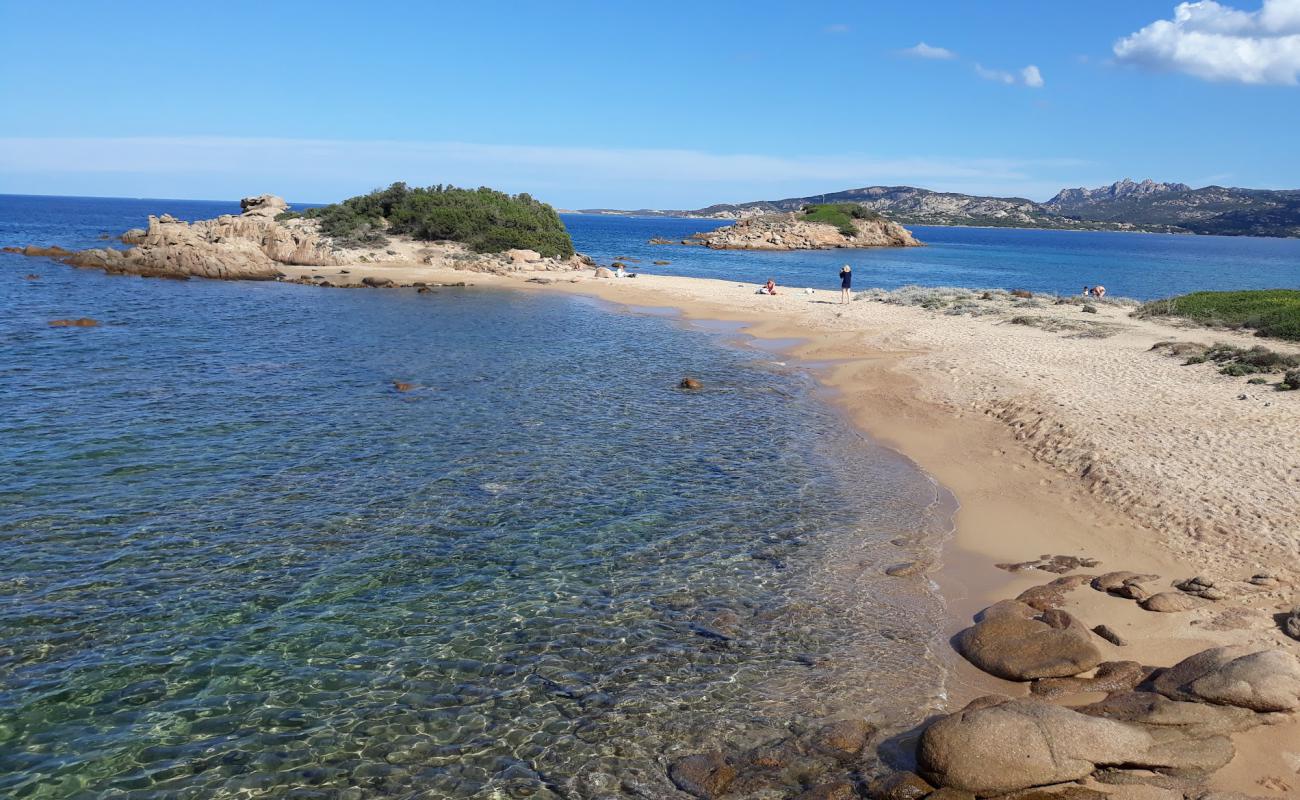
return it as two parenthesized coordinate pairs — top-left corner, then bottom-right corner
(580, 178), (1300, 238)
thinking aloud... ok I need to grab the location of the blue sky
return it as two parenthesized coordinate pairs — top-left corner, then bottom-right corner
(1, 0), (1298, 207)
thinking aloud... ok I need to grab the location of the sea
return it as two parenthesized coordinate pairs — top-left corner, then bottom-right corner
(1, 194), (1298, 799)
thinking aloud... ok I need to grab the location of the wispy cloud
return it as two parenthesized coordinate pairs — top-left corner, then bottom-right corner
(0, 136), (1088, 206)
(976, 63), (1046, 87)
(901, 41), (957, 59)
(824, 23), (851, 34)
(1114, 0), (1300, 85)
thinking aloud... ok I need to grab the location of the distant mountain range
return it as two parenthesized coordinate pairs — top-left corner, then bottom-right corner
(579, 179), (1300, 238)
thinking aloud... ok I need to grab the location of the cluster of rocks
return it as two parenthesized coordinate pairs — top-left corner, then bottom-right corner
(668, 719), (877, 800)
(681, 213), (921, 251)
(667, 554), (1300, 799)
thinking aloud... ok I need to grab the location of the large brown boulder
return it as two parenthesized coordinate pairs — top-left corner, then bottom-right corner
(1154, 646), (1300, 711)
(954, 601), (1103, 680)
(918, 696), (1232, 796)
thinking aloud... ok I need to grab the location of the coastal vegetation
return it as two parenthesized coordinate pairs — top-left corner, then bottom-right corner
(799, 203), (881, 237)
(281, 183), (575, 257)
(1138, 289), (1300, 341)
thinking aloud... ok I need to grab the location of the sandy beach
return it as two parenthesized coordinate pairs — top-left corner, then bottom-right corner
(279, 260), (1300, 796)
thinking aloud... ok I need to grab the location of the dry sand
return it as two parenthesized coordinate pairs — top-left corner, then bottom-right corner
(282, 262), (1300, 795)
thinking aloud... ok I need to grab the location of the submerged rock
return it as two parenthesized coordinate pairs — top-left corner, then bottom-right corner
(48, 317), (100, 327)
(807, 719), (874, 763)
(954, 600), (1102, 680)
(866, 771), (934, 800)
(679, 377), (703, 391)
(668, 751), (736, 799)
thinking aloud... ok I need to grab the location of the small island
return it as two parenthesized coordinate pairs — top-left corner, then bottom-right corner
(5, 183), (587, 281)
(681, 203), (921, 250)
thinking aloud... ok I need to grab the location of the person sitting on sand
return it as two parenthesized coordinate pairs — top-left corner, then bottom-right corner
(1083, 285), (1092, 297)
(839, 264), (853, 304)
(758, 279), (778, 296)
(614, 264), (627, 278)
(1093, 285), (1106, 299)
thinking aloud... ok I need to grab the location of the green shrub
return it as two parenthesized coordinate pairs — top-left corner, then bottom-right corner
(800, 203), (881, 237)
(1137, 290), (1300, 342)
(1281, 368), (1300, 390)
(301, 182), (574, 257)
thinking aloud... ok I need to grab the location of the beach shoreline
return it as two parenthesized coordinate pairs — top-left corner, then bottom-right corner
(275, 260), (1300, 793)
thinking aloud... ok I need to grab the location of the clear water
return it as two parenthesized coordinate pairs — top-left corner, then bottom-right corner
(0, 196), (950, 798)
(562, 213), (1300, 300)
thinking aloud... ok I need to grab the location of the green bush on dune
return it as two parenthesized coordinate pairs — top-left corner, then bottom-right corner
(1137, 289), (1300, 342)
(283, 182), (575, 257)
(800, 203), (882, 237)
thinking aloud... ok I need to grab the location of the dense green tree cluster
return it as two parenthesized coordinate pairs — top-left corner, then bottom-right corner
(799, 203), (881, 237)
(282, 183), (574, 257)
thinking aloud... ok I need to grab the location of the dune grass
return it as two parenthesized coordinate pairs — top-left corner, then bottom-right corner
(1137, 290), (1300, 341)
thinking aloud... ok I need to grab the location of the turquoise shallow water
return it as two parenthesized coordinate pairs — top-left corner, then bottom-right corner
(1, 200), (951, 799)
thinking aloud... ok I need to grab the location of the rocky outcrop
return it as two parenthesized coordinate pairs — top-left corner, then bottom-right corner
(687, 213), (920, 250)
(16, 195), (343, 280)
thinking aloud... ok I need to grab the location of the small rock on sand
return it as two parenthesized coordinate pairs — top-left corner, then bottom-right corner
(1141, 592), (1210, 612)
(1092, 624), (1128, 646)
(1283, 605), (1300, 641)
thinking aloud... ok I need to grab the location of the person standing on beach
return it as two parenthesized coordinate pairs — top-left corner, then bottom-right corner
(839, 264), (853, 304)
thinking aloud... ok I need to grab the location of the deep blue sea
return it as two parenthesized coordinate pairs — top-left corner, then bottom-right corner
(0, 196), (952, 799)
(562, 213), (1300, 300)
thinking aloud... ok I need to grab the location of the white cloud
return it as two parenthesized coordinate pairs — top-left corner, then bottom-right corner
(975, 64), (1017, 84)
(975, 63), (1044, 87)
(0, 136), (1088, 207)
(902, 41), (957, 59)
(824, 23), (851, 34)
(1114, 0), (1300, 85)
